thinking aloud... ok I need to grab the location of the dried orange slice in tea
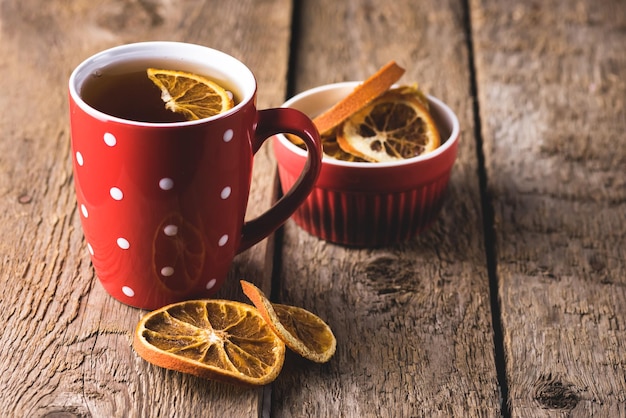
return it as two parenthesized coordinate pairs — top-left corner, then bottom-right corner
(337, 85), (440, 162)
(241, 280), (336, 363)
(133, 299), (285, 386)
(147, 68), (234, 120)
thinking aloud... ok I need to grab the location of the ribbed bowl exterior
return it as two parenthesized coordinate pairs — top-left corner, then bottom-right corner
(276, 169), (451, 247)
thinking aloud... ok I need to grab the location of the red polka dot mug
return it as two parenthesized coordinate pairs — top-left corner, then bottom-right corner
(69, 42), (322, 309)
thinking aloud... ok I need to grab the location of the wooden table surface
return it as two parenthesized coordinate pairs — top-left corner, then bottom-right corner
(1, 0), (625, 416)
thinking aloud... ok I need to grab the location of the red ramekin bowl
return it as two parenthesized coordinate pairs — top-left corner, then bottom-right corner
(273, 82), (460, 247)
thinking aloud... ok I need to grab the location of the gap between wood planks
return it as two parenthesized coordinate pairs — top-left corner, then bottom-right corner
(462, 0), (511, 416)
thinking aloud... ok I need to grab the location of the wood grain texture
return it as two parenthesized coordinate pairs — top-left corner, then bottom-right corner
(471, 0), (626, 415)
(4, 0), (624, 416)
(271, 0), (501, 416)
(0, 0), (291, 416)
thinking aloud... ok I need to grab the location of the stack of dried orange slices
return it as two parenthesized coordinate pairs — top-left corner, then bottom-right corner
(296, 61), (441, 162)
(133, 281), (336, 386)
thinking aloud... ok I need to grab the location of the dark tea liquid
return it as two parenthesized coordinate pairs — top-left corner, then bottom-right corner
(80, 60), (239, 123)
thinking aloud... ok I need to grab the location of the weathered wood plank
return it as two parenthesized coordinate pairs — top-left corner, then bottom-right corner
(271, 0), (501, 416)
(0, 0), (291, 415)
(471, 0), (626, 415)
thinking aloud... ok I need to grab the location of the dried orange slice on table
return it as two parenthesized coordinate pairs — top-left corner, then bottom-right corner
(133, 282), (337, 385)
(241, 280), (336, 363)
(133, 299), (286, 386)
(147, 68), (234, 120)
(337, 85), (440, 162)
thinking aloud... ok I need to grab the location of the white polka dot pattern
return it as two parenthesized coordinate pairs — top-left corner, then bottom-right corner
(122, 286), (135, 297)
(103, 132), (117, 146)
(164, 225), (178, 236)
(218, 234), (229, 247)
(159, 178), (174, 190)
(110, 187), (123, 200)
(161, 266), (174, 277)
(76, 127), (239, 302)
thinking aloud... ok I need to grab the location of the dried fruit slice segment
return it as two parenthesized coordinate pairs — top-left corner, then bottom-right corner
(133, 299), (286, 386)
(337, 86), (440, 162)
(241, 280), (336, 363)
(321, 130), (368, 162)
(147, 68), (234, 120)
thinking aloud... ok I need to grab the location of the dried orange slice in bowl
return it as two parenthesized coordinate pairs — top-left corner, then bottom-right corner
(321, 131), (368, 162)
(147, 68), (234, 120)
(133, 299), (285, 386)
(337, 86), (440, 162)
(272, 80), (460, 247)
(241, 280), (336, 363)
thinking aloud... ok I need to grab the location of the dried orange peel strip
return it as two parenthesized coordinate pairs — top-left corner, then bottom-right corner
(313, 61), (405, 135)
(288, 61), (405, 146)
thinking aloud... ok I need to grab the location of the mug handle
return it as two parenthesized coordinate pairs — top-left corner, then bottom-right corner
(238, 108), (322, 252)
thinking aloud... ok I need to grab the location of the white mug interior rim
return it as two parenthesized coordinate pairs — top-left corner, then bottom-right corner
(277, 81), (460, 168)
(69, 41), (257, 127)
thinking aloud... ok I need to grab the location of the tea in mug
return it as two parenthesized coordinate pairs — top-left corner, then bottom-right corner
(80, 60), (239, 123)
